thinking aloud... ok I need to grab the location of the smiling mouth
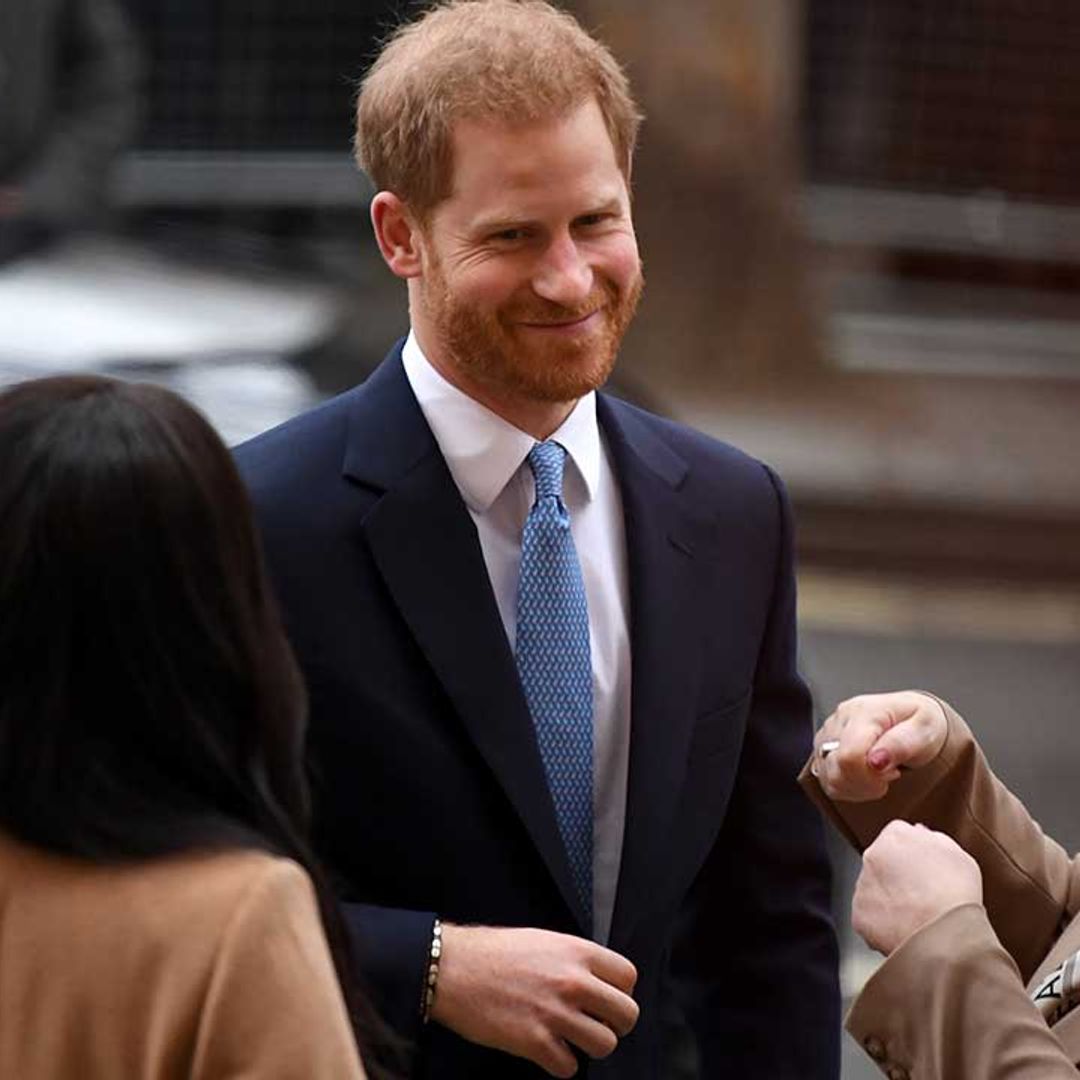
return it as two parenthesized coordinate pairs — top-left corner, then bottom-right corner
(518, 310), (602, 331)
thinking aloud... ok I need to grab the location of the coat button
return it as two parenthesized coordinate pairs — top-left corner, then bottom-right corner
(863, 1036), (887, 1062)
(886, 1067), (910, 1080)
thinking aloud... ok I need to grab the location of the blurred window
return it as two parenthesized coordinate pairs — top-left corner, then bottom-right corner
(803, 0), (1080, 377)
(127, 1), (417, 150)
(807, 0), (1080, 202)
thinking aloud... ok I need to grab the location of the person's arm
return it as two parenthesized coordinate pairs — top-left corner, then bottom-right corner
(339, 901), (434, 1048)
(800, 694), (1080, 981)
(849, 902), (1079, 1080)
(191, 859), (367, 1080)
(843, 818), (1078, 1078)
(342, 902), (639, 1078)
(671, 467), (841, 1078)
(15, 0), (142, 223)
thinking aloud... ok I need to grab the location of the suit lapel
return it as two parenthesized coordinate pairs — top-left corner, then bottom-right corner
(599, 397), (706, 948)
(342, 350), (588, 930)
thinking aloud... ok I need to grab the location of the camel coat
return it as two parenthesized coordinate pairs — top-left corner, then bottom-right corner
(802, 703), (1080, 1079)
(0, 832), (365, 1079)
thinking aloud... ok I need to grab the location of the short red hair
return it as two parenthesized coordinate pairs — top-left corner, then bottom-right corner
(355, 0), (643, 215)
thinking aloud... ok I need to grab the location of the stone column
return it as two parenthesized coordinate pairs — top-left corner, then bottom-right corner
(575, 0), (824, 407)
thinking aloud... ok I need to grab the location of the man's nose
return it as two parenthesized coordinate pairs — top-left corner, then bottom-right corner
(531, 233), (594, 307)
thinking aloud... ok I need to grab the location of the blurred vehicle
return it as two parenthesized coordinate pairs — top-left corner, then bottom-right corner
(0, 236), (329, 443)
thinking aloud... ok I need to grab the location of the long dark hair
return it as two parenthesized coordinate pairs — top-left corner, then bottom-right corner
(0, 375), (394, 1077)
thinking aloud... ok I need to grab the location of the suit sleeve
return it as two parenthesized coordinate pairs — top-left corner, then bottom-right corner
(340, 901), (435, 1048)
(191, 859), (367, 1080)
(671, 466), (841, 1078)
(800, 703), (1080, 981)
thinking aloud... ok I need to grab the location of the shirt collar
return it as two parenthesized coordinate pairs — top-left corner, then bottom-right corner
(402, 330), (602, 513)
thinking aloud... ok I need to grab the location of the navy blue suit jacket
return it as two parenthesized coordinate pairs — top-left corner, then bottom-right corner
(236, 344), (840, 1078)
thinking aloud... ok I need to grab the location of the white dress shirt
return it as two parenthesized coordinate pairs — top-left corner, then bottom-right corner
(402, 331), (631, 944)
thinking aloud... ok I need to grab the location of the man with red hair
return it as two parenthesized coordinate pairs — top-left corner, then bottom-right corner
(239, 3), (840, 1077)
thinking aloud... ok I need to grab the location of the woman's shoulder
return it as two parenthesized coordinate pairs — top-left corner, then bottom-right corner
(131, 845), (310, 903)
(0, 831), (315, 946)
(131, 848), (316, 931)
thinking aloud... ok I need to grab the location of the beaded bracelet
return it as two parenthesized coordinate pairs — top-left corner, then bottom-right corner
(421, 917), (443, 1023)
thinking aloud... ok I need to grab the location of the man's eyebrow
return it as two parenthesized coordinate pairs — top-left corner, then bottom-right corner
(472, 197), (626, 234)
(471, 215), (539, 234)
(574, 197), (625, 217)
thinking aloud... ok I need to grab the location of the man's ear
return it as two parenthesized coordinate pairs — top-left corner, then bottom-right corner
(371, 192), (424, 279)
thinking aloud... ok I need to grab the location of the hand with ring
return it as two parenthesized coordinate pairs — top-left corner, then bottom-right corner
(811, 691), (949, 802)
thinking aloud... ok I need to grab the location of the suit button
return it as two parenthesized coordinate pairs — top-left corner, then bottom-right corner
(886, 1068), (909, 1080)
(863, 1037), (887, 1062)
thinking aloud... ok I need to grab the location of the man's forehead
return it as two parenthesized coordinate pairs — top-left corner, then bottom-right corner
(446, 102), (621, 184)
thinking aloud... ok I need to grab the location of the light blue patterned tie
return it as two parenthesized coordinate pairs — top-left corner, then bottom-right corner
(515, 441), (593, 928)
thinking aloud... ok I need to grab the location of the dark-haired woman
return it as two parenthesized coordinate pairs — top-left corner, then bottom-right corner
(0, 375), (375, 1078)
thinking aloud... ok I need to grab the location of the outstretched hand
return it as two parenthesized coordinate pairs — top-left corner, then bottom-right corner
(430, 924), (639, 1078)
(812, 690), (949, 802)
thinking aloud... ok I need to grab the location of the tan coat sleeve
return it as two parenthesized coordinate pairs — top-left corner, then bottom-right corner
(799, 702), (1080, 980)
(190, 858), (367, 1080)
(800, 703), (1080, 1078)
(847, 904), (1077, 1079)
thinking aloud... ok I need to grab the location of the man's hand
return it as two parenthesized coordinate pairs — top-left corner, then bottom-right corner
(430, 924), (639, 1078)
(812, 690), (949, 801)
(852, 820), (983, 955)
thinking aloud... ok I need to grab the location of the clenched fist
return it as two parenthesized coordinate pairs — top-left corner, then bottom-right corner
(812, 691), (949, 802)
(431, 924), (639, 1077)
(853, 820), (983, 955)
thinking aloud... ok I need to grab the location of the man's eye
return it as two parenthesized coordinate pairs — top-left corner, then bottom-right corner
(492, 228), (527, 242)
(576, 214), (609, 228)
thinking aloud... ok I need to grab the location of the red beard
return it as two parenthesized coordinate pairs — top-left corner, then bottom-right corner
(421, 264), (644, 405)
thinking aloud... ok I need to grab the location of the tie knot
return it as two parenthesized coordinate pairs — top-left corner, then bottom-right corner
(527, 441), (567, 502)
